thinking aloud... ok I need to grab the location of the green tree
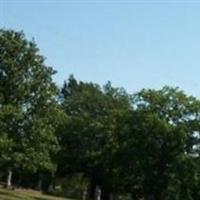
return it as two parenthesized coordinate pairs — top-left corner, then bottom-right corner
(58, 76), (132, 200)
(123, 87), (200, 200)
(0, 29), (60, 187)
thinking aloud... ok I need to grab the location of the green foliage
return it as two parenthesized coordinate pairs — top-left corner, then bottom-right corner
(59, 77), (132, 194)
(123, 87), (200, 200)
(0, 29), (199, 200)
(0, 29), (60, 174)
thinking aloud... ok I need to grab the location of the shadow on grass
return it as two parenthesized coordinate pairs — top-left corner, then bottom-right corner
(0, 190), (23, 199)
(31, 197), (51, 200)
(0, 190), (49, 200)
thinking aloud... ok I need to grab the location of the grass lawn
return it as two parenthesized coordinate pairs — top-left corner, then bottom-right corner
(0, 186), (72, 200)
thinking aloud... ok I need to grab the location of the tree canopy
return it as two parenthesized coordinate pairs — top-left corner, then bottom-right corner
(0, 30), (61, 186)
(0, 29), (199, 200)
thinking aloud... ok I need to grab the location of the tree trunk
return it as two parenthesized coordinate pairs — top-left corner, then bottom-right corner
(37, 173), (43, 191)
(101, 189), (110, 200)
(95, 186), (101, 200)
(89, 178), (96, 200)
(6, 169), (12, 188)
(48, 172), (55, 193)
(109, 193), (116, 200)
(17, 172), (22, 187)
(82, 185), (88, 200)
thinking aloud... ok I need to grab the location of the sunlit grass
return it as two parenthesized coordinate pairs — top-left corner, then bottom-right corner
(0, 186), (71, 200)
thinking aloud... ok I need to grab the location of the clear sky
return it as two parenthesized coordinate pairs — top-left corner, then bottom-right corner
(1, 0), (200, 96)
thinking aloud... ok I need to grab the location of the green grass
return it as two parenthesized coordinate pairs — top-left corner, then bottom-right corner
(0, 186), (72, 200)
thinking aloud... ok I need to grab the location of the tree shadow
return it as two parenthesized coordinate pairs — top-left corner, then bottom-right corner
(0, 190), (24, 199)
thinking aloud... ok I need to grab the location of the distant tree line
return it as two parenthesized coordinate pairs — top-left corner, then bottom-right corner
(0, 29), (199, 200)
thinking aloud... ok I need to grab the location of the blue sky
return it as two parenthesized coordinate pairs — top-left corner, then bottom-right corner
(1, 0), (200, 96)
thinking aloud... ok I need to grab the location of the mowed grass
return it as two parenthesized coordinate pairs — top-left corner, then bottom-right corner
(0, 186), (72, 200)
